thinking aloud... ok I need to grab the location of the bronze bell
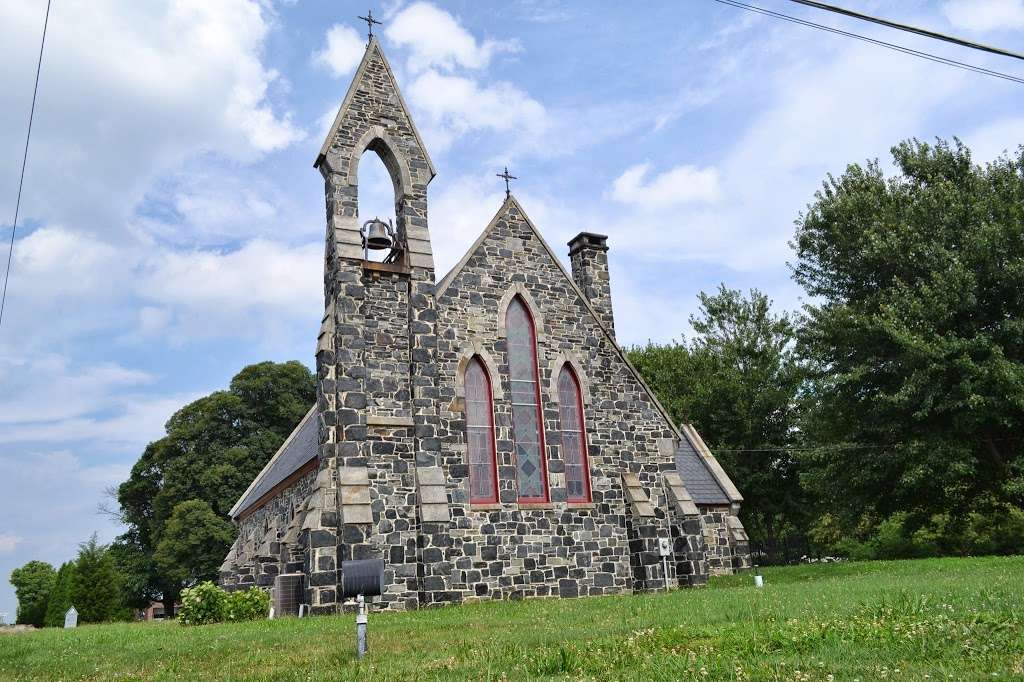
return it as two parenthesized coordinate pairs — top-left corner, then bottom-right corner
(363, 218), (393, 250)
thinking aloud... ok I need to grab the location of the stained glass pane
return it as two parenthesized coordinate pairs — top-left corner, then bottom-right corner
(506, 298), (547, 501)
(465, 358), (497, 503)
(557, 365), (590, 502)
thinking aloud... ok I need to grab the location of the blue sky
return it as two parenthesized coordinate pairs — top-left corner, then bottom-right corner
(1, 0), (1022, 619)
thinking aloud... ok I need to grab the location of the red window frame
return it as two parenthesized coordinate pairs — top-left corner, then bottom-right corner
(557, 364), (592, 503)
(506, 297), (549, 503)
(464, 357), (499, 504)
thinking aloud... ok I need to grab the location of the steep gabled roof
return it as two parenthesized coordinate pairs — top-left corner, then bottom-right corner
(436, 195), (743, 504)
(228, 405), (319, 519)
(314, 36), (436, 178)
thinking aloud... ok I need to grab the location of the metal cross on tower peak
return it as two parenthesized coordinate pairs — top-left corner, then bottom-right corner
(497, 166), (517, 198)
(358, 9), (382, 42)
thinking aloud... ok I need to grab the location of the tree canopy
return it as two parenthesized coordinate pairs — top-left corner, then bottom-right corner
(9, 560), (55, 627)
(793, 139), (1024, 538)
(630, 285), (806, 545)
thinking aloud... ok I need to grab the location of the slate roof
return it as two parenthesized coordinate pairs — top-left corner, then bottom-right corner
(229, 405), (319, 518)
(675, 433), (730, 505)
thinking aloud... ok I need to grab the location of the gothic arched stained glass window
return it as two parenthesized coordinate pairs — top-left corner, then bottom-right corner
(506, 297), (548, 502)
(557, 365), (591, 503)
(465, 357), (498, 504)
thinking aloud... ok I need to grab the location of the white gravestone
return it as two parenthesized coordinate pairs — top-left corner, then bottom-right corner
(64, 606), (78, 629)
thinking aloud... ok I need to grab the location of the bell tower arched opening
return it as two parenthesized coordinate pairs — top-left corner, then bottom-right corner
(356, 148), (399, 263)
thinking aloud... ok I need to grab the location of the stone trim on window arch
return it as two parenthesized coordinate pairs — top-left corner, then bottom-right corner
(496, 284), (546, 341)
(454, 341), (504, 401)
(546, 353), (593, 406)
(346, 125), (414, 202)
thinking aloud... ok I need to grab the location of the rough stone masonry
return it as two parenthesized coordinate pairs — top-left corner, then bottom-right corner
(219, 37), (750, 613)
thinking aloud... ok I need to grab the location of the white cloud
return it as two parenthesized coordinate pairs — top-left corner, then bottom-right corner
(943, 0), (1024, 31)
(385, 2), (520, 73)
(313, 24), (365, 77)
(0, 353), (154, 429)
(0, 534), (23, 554)
(0, 0), (304, 235)
(407, 70), (547, 151)
(139, 239), (322, 337)
(610, 163), (723, 208)
(430, 174), (508, 276)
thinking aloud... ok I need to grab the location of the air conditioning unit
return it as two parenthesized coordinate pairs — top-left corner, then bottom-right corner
(273, 573), (305, 617)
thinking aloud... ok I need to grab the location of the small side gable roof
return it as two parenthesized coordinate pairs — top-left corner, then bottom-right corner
(436, 196), (742, 504)
(314, 36), (436, 179)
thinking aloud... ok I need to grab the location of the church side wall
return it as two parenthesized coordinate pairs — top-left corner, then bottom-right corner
(429, 204), (684, 603)
(228, 470), (316, 589)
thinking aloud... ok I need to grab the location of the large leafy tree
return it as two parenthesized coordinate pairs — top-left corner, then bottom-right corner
(154, 500), (236, 587)
(629, 286), (806, 546)
(793, 139), (1024, 536)
(9, 560), (55, 627)
(115, 361), (315, 616)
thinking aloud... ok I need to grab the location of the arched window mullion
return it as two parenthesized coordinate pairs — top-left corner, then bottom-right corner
(557, 365), (592, 503)
(506, 297), (549, 503)
(465, 357), (499, 504)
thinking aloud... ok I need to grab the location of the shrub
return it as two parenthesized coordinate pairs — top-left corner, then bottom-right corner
(225, 587), (270, 622)
(179, 581), (228, 625)
(179, 582), (269, 625)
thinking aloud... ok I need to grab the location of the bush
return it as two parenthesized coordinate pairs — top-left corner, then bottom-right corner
(179, 581), (228, 625)
(179, 582), (269, 625)
(225, 587), (270, 622)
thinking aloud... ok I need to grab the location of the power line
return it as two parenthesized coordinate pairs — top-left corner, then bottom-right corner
(0, 0), (52, 332)
(710, 0), (1024, 85)
(786, 0), (1024, 62)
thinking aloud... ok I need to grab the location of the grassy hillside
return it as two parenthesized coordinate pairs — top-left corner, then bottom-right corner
(2, 556), (1022, 681)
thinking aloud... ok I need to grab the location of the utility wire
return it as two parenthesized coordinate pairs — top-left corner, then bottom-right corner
(1, 0), (53, 332)
(786, 0), (1024, 62)
(710, 0), (1024, 85)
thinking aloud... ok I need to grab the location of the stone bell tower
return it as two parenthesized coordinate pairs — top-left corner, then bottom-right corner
(306, 37), (444, 613)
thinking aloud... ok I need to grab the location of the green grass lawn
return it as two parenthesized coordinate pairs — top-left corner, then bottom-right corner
(2, 556), (1023, 681)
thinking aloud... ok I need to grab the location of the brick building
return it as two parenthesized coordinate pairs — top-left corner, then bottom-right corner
(219, 37), (750, 613)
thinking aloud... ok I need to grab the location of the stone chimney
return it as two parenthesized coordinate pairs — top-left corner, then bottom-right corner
(568, 232), (615, 339)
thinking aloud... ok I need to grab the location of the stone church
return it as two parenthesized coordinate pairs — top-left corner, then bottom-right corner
(219, 36), (750, 613)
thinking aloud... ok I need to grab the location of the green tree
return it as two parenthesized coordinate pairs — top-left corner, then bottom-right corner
(792, 138), (1024, 541)
(154, 500), (236, 588)
(116, 361), (315, 616)
(107, 530), (159, 612)
(43, 561), (76, 627)
(629, 285), (806, 547)
(9, 560), (55, 627)
(70, 534), (127, 623)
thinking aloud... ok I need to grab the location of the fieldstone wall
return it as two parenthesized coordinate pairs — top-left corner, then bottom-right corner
(425, 198), (704, 604)
(568, 233), (615, 338)
(221, 469), (316, 590)
(700, 506), (752, 575)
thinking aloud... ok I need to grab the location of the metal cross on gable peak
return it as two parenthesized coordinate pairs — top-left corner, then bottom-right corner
(358, 9), (382, 41)
(497, 166), (517, 198)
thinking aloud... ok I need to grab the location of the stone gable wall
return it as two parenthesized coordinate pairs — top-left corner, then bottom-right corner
(426, 201), (693, 603)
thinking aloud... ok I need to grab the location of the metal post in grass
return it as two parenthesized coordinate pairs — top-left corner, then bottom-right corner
(754, 564), (764, 588)
(340, 558), (385, 660)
